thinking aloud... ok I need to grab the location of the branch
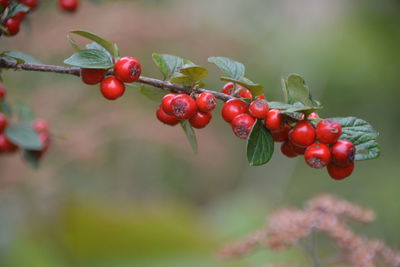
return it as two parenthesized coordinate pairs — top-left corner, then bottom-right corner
(0, 58), (234, 102)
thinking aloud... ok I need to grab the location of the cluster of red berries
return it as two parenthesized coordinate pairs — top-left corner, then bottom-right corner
(1, 0), (38, 37)
(80, 56), (142, 100)
(157, 91), (217, 129)
(0, 83), (50, 159)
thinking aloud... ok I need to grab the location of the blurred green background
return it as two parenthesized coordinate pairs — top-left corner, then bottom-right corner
(1, 0), (400, 266)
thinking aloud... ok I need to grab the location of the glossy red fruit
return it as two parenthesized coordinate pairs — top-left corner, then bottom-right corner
(308, 112), (319, 119)
(196, 92), (216, 112)
(316, 119), (342, 144)
(0, 113), (7, 133)
(292, 142), (306, 155)
(161, 93), (176, 115)
(100, 76), (125, 100)
(170, 94), (197, 120)
(32, 118), (49, 134)
(330, 140), (356, 167)
(239, 88), (252, 98)
(281, 141), (298, 158)
(271, 124), (290, 142)
(156, 105), (179, 126)
(19, 0), (37, 9)
(231, 114), (255, 139)
(4, 17), (20, 36)
(58, 0), (79, 12)
(327, 162), (354, 180)
(189, 111), (212, 129)
(0, 134), (17, 152)
(221, 99), (247, 123)
(0, 84), (6, 100)
(81, 68), (106, 85)
(249, 99), (269, 119)
(304, 143), (331, 169)
(289, 121), (316, 147)
(221, 82), (235, 95)
(0, 0), (9, 8)
(265, 109), (284, 132)
(114, 57), (142, 83)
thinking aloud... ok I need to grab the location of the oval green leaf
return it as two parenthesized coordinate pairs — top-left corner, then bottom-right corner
(180, 65), (208, 82)
(5, 124), (43, 150)
(1, 51), (40, 64)
(246, 120), (274, 166)
(70, 30), (116, 57)
(208, 57), (245, 80)
(285, 74), (320, 107)
(64, 49), (113, 69)
(152, 53), (185, 80)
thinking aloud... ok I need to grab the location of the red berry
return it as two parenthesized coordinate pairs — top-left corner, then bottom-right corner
(291, 142), (307, 155)
(0, 0), (9, 8)
(271, 124), (291, 142)
(221, 82), (234, 95)
(249, 99), (269, 119)
(100, 76), (125, 100)
(257, 94), (265, 100)
(58, 0), (79, 12)
(170, 94), (197, 120)
(308, 112), (319, 119)
(327, 162), (354, 180)
(289, 121), (316, 147)
(0, 134), (17, 153)
(316, 119), (342, 144)
(32, 118), (49, 134)
(19, 0), (37, 9)
(189, 111), (212, 129)
(161, 93), (176, 115)
(0, 113), (7, 133)
(81, 68), (106, 85)
(281, 141), (298, 158)
(156, 105), (179, 126)
(231, 114), (255, 139)
(196, 92), (216, 112)
(114, 57), (142, 83)
(221, 99), (247, 123)
(0, 84), (6, 100)
(4, 17), (20, 36)
(330, 140), (356, 167)
(239, 88), (252, 98)
(304, 143), (331, 169)
(265, 109), (284, 132)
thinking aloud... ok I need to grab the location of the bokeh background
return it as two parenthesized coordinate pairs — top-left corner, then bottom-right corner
(1, 0), (400, 266)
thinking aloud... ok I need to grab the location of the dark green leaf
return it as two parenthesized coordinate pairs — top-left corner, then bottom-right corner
(208, 57), (245, 80)
(70, 30), (115, 57)
(64, 49), (113, 69)
(285, 74), (320, 107)
(332, 117), (380, 161)
(246, 120), (274, 166)
(1, 51), (40, 64)
(86, 42), (113, 62)
(180, 120), (197, 153)
(5, 124), (43, 150)
(21, 150), (40, 169)
(268, 101), (293, 110)
(179, 65), (208, 82)
(152, 53), (184, 80)
(220, 76), (264, 96)
(279, 102), (322, 115)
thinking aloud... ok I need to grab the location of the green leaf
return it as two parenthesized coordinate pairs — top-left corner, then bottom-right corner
(14, 102), (35, 122)
(332, 117), (380, 161)
(268, 101), (293, 110)
(208, 57), (245, 80)
(179, 65), (208, 82)
(5, 124), (43, 150)
(86, 42), (113, 62)
(7, 3), (30, 18)
(169, 73), (194, 86)
(21, 150), (40, 169)
(152, 53), (184, 80)
(64, 49), (113, 69)
(69, 30), (115, 57)
(67, 35), (82, 52)
(180, 120), (197, 153)
(1, 51), (40, 64)
(285, 74), (320, 107)
(0, 100), (12, 116)
(246, 120), (274, 166)
(220, 76), (264, 96)
(279, 102), (322, 115)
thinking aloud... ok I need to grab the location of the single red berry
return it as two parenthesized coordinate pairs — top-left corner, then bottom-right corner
(0, 134), (17, 153)
(4, 17), (20, 36)
(239, 88), (252, 98)
(271, 124), (290, 142)
(14, 11), (26, 21)
(330, 140), (356, 167)
(161, 93), (177, 115)
(308, 112), (319, 119)
(0, 84), (6, 100)
(58, 0), (79, 12)
(231, 114), (255, 139)
(327, 161), (354, 180)
(280, 141), (298, 158)
(291, 142), (307, 155)
(289, 121), (316, 147)
(156, 106), (179, 126)
(114, 57), (142, 83)
(0, 0), (9, 8)
(196, 92), (216, 112)
(221, 99), (247, 123)
(265, 109), (284, 132)
(189, 111), (212, 129)
(100, 76), (125, 100)
(32, 118), (49, 134)
(0, 113), (8, 133)
(257, 94), (265, 100)
(81, 68), (106, 85)
(170, 94), (197, 120)
(316, 119), (342, 144)
(249, 99), (269, 119)
(304, 143), (331, 169)
(19, 0), (37, 9)
(221, 82), (234, 95)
